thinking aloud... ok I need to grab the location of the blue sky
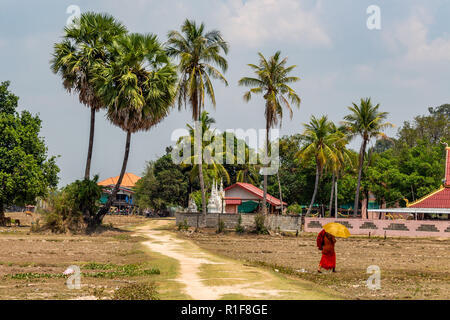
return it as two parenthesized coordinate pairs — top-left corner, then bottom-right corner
(1, 0), (450, 186)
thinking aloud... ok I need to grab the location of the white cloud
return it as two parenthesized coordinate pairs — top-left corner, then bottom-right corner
(218, 0), (331, 48)
(385, 6), (450, 64)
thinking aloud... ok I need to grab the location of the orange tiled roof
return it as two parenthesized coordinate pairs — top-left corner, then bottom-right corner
(98, 173), (141, 188)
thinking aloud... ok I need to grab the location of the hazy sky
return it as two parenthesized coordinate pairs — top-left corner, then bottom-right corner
(1, 0), (449, 186)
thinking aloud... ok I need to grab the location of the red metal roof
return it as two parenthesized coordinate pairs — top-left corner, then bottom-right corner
(224, 182), (287, 207)
(224, 197), (242, 205)
(408, 148), (450, 209)
(408, 187), (450, 209)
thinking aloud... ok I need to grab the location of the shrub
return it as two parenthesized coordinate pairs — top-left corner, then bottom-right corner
(178, 218), (189, 231)
(42, 210), (65, 233)
(235, 214), (245, 234)
(287, 203), (302, 215)
(254, 213), (268, 235)
(38, 176), (102, 233)
(216, 219), (225, 234)
(112, 282), (160, 300)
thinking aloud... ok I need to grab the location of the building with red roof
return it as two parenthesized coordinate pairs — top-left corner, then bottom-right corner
(98, 173), (141, 213)
(224, 182), (287, 214)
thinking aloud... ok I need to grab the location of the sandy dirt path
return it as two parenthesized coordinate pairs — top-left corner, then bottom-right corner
(136, 219), (337, 300)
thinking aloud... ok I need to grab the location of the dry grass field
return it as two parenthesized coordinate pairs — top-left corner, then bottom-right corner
(1, 212), (449, 300)
(0, 213), (186, 300)
(180, 228), (450, 300)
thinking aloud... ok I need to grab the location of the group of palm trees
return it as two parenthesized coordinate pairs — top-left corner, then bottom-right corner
(51, 12), (391, 227)
(297, 99), (391, 218)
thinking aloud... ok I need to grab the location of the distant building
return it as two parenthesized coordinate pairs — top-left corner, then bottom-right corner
(98, 173), (141, 212)
(224, 182), (287, 214)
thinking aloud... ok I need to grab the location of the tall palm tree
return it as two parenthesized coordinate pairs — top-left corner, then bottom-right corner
(51, 12), (127, 180)
(296, 116), (340, 216)
(92, 33), (177, 226)
(239, 51), (301, 214)
(342, 98), (393, 216)
(178, 112), (230, 209)
(166, 19), (229, 220)
(325, 124), (353, 217)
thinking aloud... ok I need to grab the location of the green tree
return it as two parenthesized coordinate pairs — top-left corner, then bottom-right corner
(134, 152), (188, 211)
(51, 12), (127, 180)
(0, 81), (59, 218)
(167, 19), (229, 220)
(326, 124), (354, 217)
(92, 33), (177, 226)
(296, 116), (340, 216)
(397, 105), (449, 147)
(238, 51), (301, 214)
(342, 98), (392, 216)
(176, 112), (230, 215)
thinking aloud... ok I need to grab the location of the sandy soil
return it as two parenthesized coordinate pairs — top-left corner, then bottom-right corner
(180, 228), (450, 300)
(0, 214), (161, 300)
(137, 220), (339, 300)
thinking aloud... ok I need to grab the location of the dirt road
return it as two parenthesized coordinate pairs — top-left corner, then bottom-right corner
(136, 219), (338, 300)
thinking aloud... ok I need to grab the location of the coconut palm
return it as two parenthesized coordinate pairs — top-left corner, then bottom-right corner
(239, 51), (301, 214)
(166, 19), (229, 219)
(342, 98), (393, 216)
(325, 124), (354, 217)
(51, 12), (127, 180)
(92, 33), (177, 226)
(178, 112), (230, 197)
(296, 116), (340, 216)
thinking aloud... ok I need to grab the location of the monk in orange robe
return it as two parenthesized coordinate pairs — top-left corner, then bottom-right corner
(316, 230), (336, 273)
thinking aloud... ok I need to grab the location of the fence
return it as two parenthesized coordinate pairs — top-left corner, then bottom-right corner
(304, 217), (450, 238)
(176, 212), (303, 232)
(176, 213), (450, 238)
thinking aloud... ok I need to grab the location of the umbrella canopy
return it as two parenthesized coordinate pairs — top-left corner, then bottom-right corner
(323, 222), (351, 238)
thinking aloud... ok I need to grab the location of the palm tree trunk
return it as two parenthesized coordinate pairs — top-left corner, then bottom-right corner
(277, 171), (283, 214)
(329, 173), (335, 216)
(354, 138), (367, 216)
(262, 122), (269, 215)
(0, 203), (4, 220)
(95, 130), (132, 226)
(84, 107), (96, 180)
(306, 164), (320, 216)
(196, 118), (207, 223)
(334, 177), (338, 218)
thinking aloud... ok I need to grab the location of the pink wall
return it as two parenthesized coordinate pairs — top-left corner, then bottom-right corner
(304, 218), (450, 238)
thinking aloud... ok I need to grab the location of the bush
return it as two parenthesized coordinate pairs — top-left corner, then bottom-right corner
(254, 214), (268, 235)
(287, 203), (302, 215)
(178, 218), (189, 231)
(38, 176), (102, 233)
(216, 219), (225, 234)
(235, 214), (245, 234)
(112, 282), (160, 300)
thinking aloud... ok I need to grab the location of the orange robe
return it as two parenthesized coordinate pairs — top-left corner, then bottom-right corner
(319, 233), (336, 270)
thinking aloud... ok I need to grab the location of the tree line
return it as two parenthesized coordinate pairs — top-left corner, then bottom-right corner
(136, 104), (449, 219)
(36, 11), (448, 230)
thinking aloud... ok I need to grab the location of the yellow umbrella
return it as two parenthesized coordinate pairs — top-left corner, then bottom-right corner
(323, 222), (351, 238)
